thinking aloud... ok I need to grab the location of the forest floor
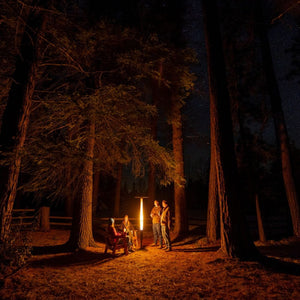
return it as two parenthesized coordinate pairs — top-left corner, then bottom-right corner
(0, 228), (300, 299)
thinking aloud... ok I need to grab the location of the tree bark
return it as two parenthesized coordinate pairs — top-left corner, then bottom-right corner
(113, 164), (122, 217)
(68, 119), (96, 249)
(40, 206), (50, 232)
(148, 116), (157, 202)
(148, 162), (156, 202)
(255, 0), (300, 237)
(255, 194), (266, 242)
(0, 0), (48, 242)
(92, 169), (100, 216)
(172, 107), (188, 237)
(202, 0), (259, 258)
(147, 67), (160, 202)
(206, 144), (219, 242)
(65, 165), (74, 217)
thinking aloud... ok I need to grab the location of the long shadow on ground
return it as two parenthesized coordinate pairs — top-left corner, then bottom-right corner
(32, 230), (107, 256)
(258, 256), (300, 276)
(29, 249), (124, 268)
(256, 240), (300, 276)
(172, 237), (204, 247)
(32, 244), (73, 255)
(258, 240), (300, 259)
(206, 248), (300, 276)
(171, 246), (220, 253)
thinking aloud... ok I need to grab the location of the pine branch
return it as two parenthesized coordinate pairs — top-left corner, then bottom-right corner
(271, 1), (300, 24)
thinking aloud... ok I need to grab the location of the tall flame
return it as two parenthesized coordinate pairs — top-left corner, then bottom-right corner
(140, 197), (144, 230)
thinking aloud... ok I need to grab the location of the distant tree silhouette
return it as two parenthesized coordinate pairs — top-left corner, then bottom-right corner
(0, 0), (49, 243)
(202, 0), (259, 258)
(255, 0), (300, 237)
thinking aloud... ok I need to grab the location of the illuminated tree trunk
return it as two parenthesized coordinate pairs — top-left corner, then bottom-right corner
(148, 162), (156, 201)
(148, 117), (157, 202)
(40, 206), (50, 232)
(113, 164), (122, 217)
(172, 105), (188, 237)
(68, 119), (96, 249)
(255, 194), (266, 242)
(92, 169), (100, 215)
(65, 165), (74, 217)
(0, 1), (48, 243)
(148, 67), (160, 202)
(202, 0), (258, 258)
(255, 0), (300, 237)
(206, 145), (219, 242)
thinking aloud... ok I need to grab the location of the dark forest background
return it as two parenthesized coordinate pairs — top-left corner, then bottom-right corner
(0, 0), (299, 258)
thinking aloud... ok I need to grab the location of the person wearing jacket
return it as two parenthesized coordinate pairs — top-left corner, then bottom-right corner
(120, 215), (135, 251)
(161, 200), (172, 251)
(150, 200), (163, 247)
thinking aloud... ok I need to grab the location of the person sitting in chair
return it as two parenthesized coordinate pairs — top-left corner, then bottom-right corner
(107, 218), (123, 243)
(105, 218), (128, 256)
(120, 215), (135, 251)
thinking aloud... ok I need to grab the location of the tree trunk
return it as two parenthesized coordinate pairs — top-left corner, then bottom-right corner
(147, 67), (160, 202)
(148, 118), (157, 202)
(0, 1), (48, 242)
(255, 0), (300, 237)
(65, 165), (74, 217)
(206, 145), (219, 242)
(92, 169), (100, 216)
(202, 0), (258, 258)
(255, 194), (266, 242)
(40, 206), (50, 232)
(113, 164), (122, 217)
(148, 162), (156, 202)
(172, 107), (188, 237)
(68, 119), (96, 249)
(65, 193), (74, 217)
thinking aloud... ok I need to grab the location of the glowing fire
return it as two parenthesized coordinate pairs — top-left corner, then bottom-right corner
(140, 197), (143, 230)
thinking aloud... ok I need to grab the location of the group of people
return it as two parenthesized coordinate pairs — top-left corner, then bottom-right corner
(150, 199), (172, 251)
(107, 199), (172, 252)
(107, 215), (135, 251)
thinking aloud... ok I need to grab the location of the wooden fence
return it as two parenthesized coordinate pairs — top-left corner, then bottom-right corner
(12, 208), (206, 231)
(11, 209), (38, 227)
(12, 208), (289, 238)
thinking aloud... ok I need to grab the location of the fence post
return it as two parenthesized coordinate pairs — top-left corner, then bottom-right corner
(40, 206), (50, 231)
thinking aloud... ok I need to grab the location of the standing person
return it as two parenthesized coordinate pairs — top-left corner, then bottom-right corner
(150, 200), (163, 247)
(161, 200), (172, 251)
(120, 215), (134, 251)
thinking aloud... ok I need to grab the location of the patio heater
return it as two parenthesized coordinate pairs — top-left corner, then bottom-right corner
(135, 196), (148, 249)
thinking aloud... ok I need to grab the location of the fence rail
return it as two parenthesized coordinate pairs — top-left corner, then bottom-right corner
(11, 209), (37, 227)
(12, 208), (206, 230)
(12, 208), (289, 238)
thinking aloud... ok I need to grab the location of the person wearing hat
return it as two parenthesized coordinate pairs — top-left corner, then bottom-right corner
(161, 200), (172, 251)
(150, 200), (163, 247)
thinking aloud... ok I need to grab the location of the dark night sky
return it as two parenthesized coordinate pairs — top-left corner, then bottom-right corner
(181, 0), (300, 181)
(269, 17), (300, 146)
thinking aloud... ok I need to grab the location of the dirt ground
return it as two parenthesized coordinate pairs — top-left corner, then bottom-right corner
(0, 229), (300, 299)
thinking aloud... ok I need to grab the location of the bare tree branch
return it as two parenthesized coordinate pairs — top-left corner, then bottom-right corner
(272, 1), (300, 24)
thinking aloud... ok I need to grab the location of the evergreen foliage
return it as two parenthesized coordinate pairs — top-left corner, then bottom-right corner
(4, 6), (196, 204)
